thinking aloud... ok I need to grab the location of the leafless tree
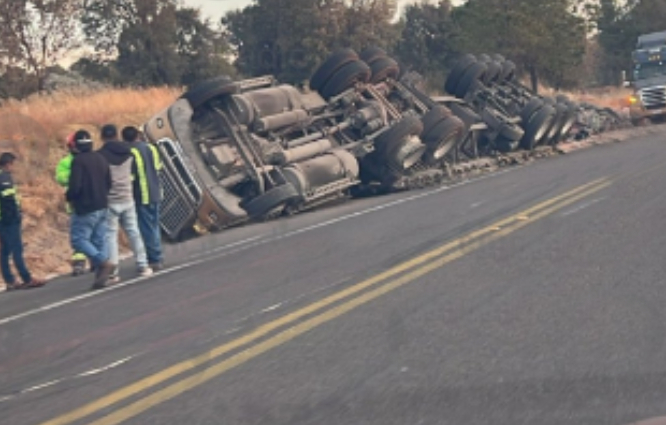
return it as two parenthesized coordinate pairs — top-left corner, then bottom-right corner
(0, 0), (83, 92)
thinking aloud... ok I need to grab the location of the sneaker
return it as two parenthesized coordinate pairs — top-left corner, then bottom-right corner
(138, 267), (153, 278)
(149, 262), (164, 272)
(108, 266), (121, 284)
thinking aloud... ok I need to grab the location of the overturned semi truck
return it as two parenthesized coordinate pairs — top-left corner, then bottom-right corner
(143, 48), (624, 241)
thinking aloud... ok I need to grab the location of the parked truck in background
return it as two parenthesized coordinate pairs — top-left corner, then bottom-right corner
(626, 31), (666, 125)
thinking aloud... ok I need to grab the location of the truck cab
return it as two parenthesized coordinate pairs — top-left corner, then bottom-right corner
(626, 31), (666, 125)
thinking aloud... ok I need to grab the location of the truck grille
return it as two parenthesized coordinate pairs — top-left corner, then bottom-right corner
(158, 166), (197, 240)
(156, 139), (201, 240)
(639, 86), (666, 110)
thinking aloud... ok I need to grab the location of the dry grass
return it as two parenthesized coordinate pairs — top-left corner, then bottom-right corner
(0, 87), (181, 281)
(539, 85), (633, 110)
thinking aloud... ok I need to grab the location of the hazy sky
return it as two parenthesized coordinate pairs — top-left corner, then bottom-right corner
(184, 0), (462, 22)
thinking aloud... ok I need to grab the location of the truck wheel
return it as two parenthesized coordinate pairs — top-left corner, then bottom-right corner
(386, 138), (427, 172)
(310, 48), (359, 92)
(520, 98), (544, 122)
(498, 60), (516, 82)
(520, 105), (555, 150)
(444, 54), (477, 95)
(375, 115), (424, 156)
(369, 57), (400, 83)
(491, 53), (506, 62)
(359, 46), (388, 65)
(422, 115), (465, 162)
(481, 108), (524, 144)
(481, 60), (502, 85)
(449, 102), (481, 129)
(242, 183), (301, 219)
(181, 76), (235, 109)
(421, 105), (453, 135)
(544, 103), (569, 144)
(320, 60), (371, 100)
(455, 62), (488, 98)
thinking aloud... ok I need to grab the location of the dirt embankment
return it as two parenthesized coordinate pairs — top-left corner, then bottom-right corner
(0, 84), (633, 283)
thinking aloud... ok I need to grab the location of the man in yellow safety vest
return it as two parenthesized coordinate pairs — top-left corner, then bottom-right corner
(55, 133), (91, 276)
(122, 126), (164, 271)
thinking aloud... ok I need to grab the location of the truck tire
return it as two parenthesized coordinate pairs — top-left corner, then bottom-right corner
(375, 115), (424, 156)
(369, 56), (400, 83)
(491, 53), (506, 62)
(181, 76), (235, 109)
(310, 49), (359, 92)
(481, 108), (524, 143)
(242, 183), (301, 218)
(421, 105), (453, 135)
(544, 103), (569, 144)
(422, 115), (465, 162)
(444, 54), (477, 95)
(360, 46), (388, 65)
(497, 60), (516, 82)
(455, 61), (488, 98)
(320, 60), (371, 100)
(449, 102), (481, 129)
(520, 104), (555, 150)
(481, 60), (502, 84)
(520, 98), (544, 122)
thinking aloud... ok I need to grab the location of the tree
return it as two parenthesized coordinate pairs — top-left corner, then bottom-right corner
(452, 0), (587, 92)
(223, 0), (336, 83)
(338, 0), (400, 52)
(222, 0), (399, 84)
(176, 8), (236, 86)
(80, 0), (234, 87)
(0, 0), (82, 92)
(395, 1), (461, 90)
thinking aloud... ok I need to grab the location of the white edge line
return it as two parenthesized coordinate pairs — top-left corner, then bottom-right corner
(0, 166), (522, 327)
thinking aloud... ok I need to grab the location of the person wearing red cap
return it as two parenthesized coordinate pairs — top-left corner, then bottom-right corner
(55, 133), (90, 276)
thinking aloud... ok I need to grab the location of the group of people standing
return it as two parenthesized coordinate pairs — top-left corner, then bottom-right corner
(57, 124), (164, 290)
(0, 123), (164, 292)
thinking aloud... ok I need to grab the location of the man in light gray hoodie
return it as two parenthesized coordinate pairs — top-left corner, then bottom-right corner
(98, 124), (153, 282)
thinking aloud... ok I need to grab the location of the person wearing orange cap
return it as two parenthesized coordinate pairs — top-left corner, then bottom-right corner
(55, 133), (90, 276)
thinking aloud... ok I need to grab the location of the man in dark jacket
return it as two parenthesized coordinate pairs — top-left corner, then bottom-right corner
(66, 130), (115, 289)
(98, 124), (152, 283)
(0, 152), (46, 290)
(122, 125), (164, 270)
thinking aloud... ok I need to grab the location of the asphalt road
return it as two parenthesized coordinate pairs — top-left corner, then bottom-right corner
(1, 127), (666, 425)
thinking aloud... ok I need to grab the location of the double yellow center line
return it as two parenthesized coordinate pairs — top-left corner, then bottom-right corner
(40, 177), (611, 425)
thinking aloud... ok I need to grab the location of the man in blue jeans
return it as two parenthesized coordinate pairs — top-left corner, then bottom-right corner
(66, 131), (115, 289)
(0, 152), (46, 290)
(98, 124), (153, 283)
(122, 126), (164, 270)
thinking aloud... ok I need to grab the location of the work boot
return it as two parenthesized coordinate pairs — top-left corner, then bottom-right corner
(92, 261), (114, 290)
